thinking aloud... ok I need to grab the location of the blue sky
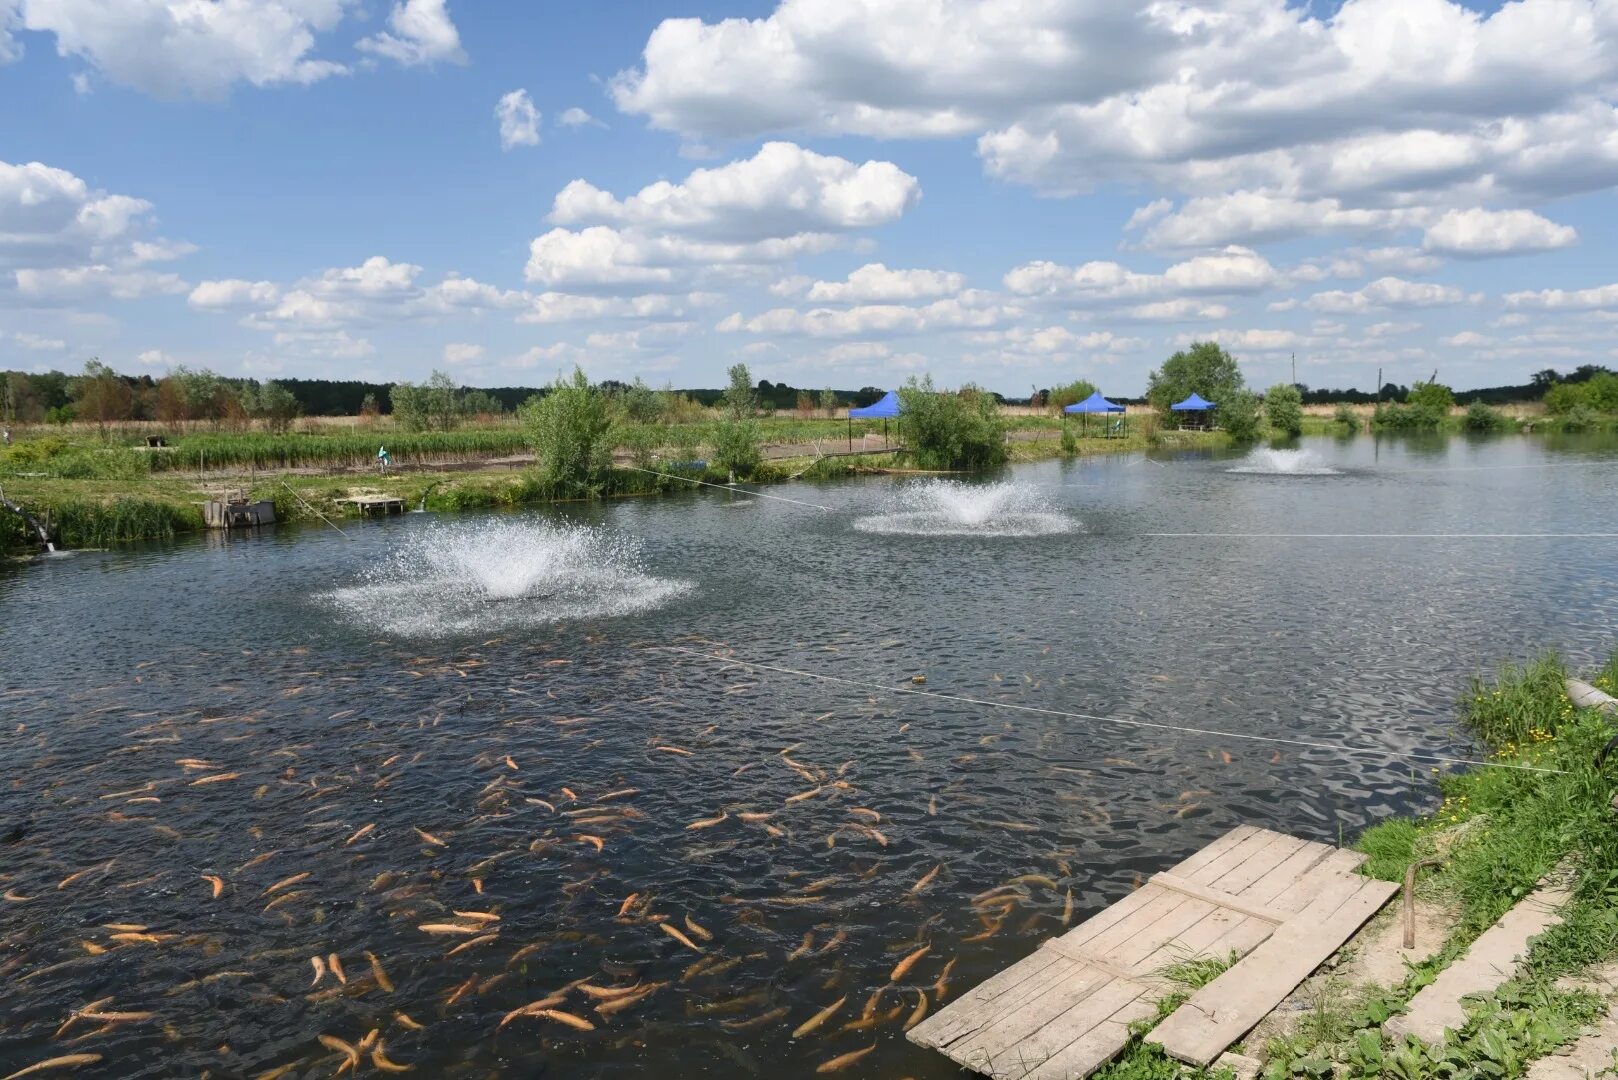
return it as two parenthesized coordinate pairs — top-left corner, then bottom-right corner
(2, 0), (1617, 396)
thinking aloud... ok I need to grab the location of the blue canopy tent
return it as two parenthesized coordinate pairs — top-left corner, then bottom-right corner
(846, 390), (901, 449)
(1063, 390), (1127, 437)
(1171, 392), (1215, 429)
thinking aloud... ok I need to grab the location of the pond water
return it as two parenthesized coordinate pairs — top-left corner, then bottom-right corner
(3, 433), (1617, 1079)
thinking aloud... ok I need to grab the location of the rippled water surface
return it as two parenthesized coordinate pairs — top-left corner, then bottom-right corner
(3, 434), (1617, 1079)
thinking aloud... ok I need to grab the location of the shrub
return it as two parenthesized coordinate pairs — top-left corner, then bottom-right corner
(1146, 342), (1245, 427)
(1373, 384), (1451, 431)
(1583, 370), (1618, 411)
(1263, 383), (1303, 438)
(1558, 404), (1600, 432)
(897, 376), (1008, 469)
(1542, 381), (1587, 415)
(1333, 403), (1358, 430)
(1059, 425), (1079, 455)
(1462, 399), (1509, 432)
(710, 417), (763, 478)
(520, 368), (614, 496)
(1048, 379), (1099, 415)
(1217, 390), (1263, 442)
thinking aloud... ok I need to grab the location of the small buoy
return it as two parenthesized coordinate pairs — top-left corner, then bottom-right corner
(911, 675), (926, 685)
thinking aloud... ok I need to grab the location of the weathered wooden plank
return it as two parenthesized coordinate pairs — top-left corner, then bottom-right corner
(1130, 907), (1256, 976)
(913, 952), (1080, 1050)
(1206, 832), (1310, 895)
(1077, 890), (1190, 959)
(1168, 825), (1258, 879)
(1186, 829), (1276, 886)
(909, 949), (1067, 1048)
(1147, 873), (1290, 924)
(986, 977), (1153, 1080)
(1386, 875), (1571, 1044)
(1019, 996), (1160, 1080)
(1151, 874), (1399, 1066)
(1240, 840), (1337, 907)
(947, 967), (1120, 1073)
(1267, 847), (1367, 911)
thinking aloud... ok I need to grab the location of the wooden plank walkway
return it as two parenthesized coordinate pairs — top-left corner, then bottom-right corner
(908, 826), (1390, 1080)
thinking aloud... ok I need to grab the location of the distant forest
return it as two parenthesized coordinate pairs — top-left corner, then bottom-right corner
(2, 362), (1613, 423)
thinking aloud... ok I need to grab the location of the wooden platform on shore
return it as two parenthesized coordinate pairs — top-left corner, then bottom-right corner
(336, 495), (405, 516)
(908, 826), (1397, 1079)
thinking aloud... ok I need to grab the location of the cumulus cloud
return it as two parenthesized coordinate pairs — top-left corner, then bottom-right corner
(1421, 208), (1578, 256)
(549, 142), (919, 242)
(1003, 247), (1279, 304)
(0, 159), (185, 278)
(718, 291), (1013, 338)
(1305, 276), (1476, 313)
(615, 0), (1618, 246)
(497, 89), (540, 150)
(1504, 282), (1618, 310)
(442, 342), (484, 364)
(188, 279), (281, 309)
(806, 263), (962, 303)
(16, 0), (352, 98)
(8, 330), (67, 350)
(357, 0), (465, 66)
(558, 107), (602, 128)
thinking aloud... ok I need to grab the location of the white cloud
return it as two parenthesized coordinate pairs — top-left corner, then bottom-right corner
(134, 347), (176, 369)
(1117, 299), (1233, 322)
(1171, 328), (1302, 352)
(549, 142), (919, 241)
(1365, 321), (1421, 338)
(615, 0), (1618, 244)
(496, 89), (540, 150)
(15, 265), (187, 302)
(356, 0), (465, 66)
(9, 331), (66, 350)
(17, 0), (351, 98)
(558, 107), (602, 128)
(1504, 282), (1618, 311)
(1305, 276), (1475, 313)
(719, 291), (1012, 338)
(1444, 331), (1492, 346)
(272, 329), (375, 359)
(442, 342), (484, 364)
(806, 263), (962, 303)
(0, 159), (179, 274)
(518, 290), (715, 324)
(1422, 208), (1578, 257)
(189, 279), (281, 309)
(1004, 246), (1278, 304)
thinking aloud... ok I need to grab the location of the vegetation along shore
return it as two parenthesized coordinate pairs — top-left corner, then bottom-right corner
(4, 345), (1617, 555)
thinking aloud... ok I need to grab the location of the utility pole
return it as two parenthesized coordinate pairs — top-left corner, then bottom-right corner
(1290, 353), (1296, 388)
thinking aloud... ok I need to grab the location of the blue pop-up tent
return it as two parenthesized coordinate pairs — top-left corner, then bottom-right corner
(1171, 391), (1214, 430)
(1064, 390), (1127, 437)
(1064, 391), (1125, 414)
(846, 390), (901, 449)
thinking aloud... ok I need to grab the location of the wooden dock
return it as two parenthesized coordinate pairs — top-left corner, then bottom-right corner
(908, 826), (1398, 1079)
(336, 495), (405, 516)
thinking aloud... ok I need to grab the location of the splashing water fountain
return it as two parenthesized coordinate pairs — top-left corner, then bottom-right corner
(853, 479), (1076, 536)
(324, 519), (693, 636)
(1227, 447), (1341, 475)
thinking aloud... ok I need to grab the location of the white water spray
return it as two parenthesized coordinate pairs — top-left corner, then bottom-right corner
(324, 520), (693, 636)
(853, 480), (1075, 537)
(1227, 448), (1340, 475)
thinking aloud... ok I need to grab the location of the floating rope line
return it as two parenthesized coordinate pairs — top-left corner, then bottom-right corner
(618, 465), (834, 512)
(280, 481), (351, 540)
(1142, 531), (1618, 539)
(657, 644), (1567, 776)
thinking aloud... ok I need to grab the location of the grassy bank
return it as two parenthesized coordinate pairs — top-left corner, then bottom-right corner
(1090, 650), (1618, 1080)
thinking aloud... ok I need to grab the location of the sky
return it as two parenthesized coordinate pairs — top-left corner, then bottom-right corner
(2, 0), (1617, 397)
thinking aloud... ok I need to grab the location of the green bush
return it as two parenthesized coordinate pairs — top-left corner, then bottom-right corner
(1264, 383), (1303, 438)
(897, 376), (1008, 469)
(710, 417), (763, 478)
(1146, 342), (1245, 427)
(1558, 404), (1600, 431)
(1059, 424), (1079, 455)
(1049, 379), (1099, 415)
(1542, 381), (1586, 415)
(519, 368), (614, 497)
(1217, 389), (1263, 442)
(1461, 400), (1509, 433)
(50, 448), (154, 480)
(1333, 403), (1358, 430)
